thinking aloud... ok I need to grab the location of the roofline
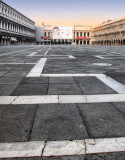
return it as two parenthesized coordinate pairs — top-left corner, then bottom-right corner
(0, 0), (35, 23)
(93, 16), (125, 29)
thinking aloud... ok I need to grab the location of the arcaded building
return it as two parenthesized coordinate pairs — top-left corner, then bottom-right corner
(36, 25), (91, 45)
(0, 0), (36, 45)
(92, 17), (125, 46)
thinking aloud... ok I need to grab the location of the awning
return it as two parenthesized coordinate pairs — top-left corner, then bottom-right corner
(10, 37), (18, 41)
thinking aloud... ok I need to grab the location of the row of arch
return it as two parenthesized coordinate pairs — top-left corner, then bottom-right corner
(0, 19), (35, 37)
(0, 36), (35, 45)
(92, 39), (125, 46)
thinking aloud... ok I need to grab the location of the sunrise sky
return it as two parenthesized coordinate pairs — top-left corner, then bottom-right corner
(3, 0), (125, 27)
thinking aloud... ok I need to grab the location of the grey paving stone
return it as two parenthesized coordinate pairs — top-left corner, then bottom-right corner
(4, 71), (28, 78)
(86, 155), (104, 160)
(0, 105), (37, 142)
(14, 65), (35, 71)
(0, 71), (8, 77)
(0, 66), (17, 71)
(0, 77), (22, 84)
(49, 77), (75, 84)
(113, 102), (125, 115)
(31, 104), (89, 141)
(11, 84), (48, 96)
(60, 155), (86, 160)
(21, 77), (49, 84)
(74, 77), (116, 94)
(0, 84), (18, 96)
(0, 157), (61, 160)
(77, 103), (125, 138)
(48, 83), (83, 95)
(96, 152), (125, 160)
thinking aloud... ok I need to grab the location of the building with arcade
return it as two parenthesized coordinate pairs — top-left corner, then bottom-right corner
(0, 0), (36, 45)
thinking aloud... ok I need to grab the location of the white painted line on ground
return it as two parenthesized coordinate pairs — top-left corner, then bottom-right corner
(93, 63), (112, 66)
(96, 75), (125, 93)
(86, 94), (125, 103)
(44, 55), (72, 57)
(0, 96), (17, 104)
(0, 47), (40, 56)
(28, 52), (38, 56)
(12, 95), (59, 104)
(95, 55), (104, 59)
(68, 55), (76, 58)
(0, 63), (36, 65)
(0, 94), (124, 104)
(26, 58), (47, 77)
(0, 141), (44, 158)
(43, 140), (85, 156)
(85, 137), (125, 154)
(102, 57), (125, 60)
(1, 137), (125, 158)
(41, 74), (105, 77)
(59, 95), (86, 103)
(44, 47), (51, 56)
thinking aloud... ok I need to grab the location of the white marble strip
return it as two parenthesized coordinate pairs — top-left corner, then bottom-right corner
(95, 55), (104, 59)
(0, 141), (44, 158)
(0, 47), (39, 56)
(101, 57), (125, 60)
(69, 55), (76, 58)
(96, 75), (125, 93)
(43, 137), (125, 156)
(41, 74), (105, 77)
(26, 58), (47, 77)
(59, 95), (86, 103)
(44, 55), (71, 57)
(86, 94), (125, 103)
(12, 95), (59, 104)
(0, 94), (124, 105)
(85, 137), (125, 154)
(28, 52), (38, 56)
(0, 96), (17, 104)
(43, 140), (85, 156)
(1, 137), (125, 158)
(44, 47), (51, 55)
(0, 63), (36, 65)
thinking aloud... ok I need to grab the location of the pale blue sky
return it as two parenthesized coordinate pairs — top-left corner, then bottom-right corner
(3, 0), (125, 26)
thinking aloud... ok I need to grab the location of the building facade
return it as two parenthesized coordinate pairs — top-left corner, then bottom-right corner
(36, 25), (91, 45)
(0, 0), (36, 45)
(92, 17), (125, 46)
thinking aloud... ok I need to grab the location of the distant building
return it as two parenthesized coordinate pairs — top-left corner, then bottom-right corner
(92, 17), (125, 46)
(0, 0), (36, 45)
(36, 25), (91, 45)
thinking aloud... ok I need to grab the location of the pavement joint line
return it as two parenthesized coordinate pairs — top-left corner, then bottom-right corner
(0, 47), (40, 56)
(28, 52), (38, 56)
(96, 74), (125, 94)
(0, 137), (125, 158)
(0, 94), (125, 104)
(26, 58), (47, 77)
